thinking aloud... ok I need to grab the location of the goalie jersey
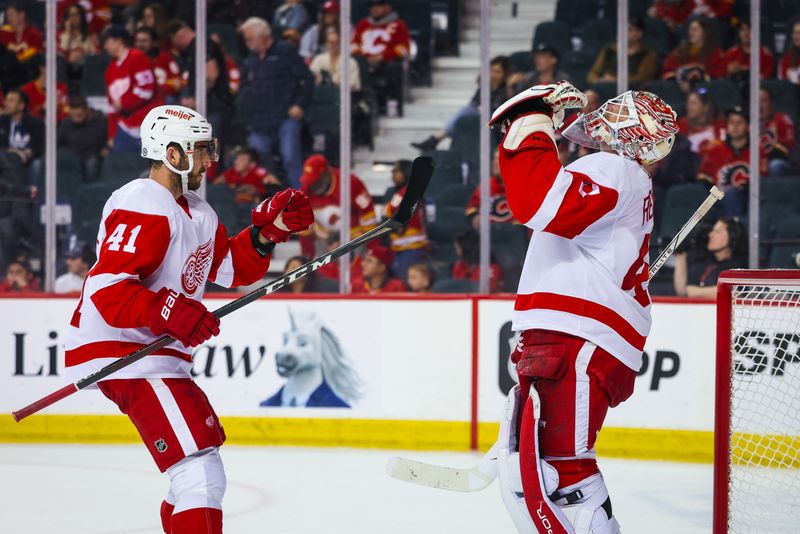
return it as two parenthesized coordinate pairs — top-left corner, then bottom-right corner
(63, 178), (271, 382)
(499, 133), (654, 371)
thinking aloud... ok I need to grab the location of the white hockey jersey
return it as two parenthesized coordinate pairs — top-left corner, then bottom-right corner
(63, 178), (271, 382)
(499, 132), (654, 371)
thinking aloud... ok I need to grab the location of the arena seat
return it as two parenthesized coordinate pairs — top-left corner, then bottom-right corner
(658, 182), (711, 244)
(767, 214), (800, 268)
(532, 20), (572, 57)
(431, 277), (478, 293)
(99, 152), (149, 188)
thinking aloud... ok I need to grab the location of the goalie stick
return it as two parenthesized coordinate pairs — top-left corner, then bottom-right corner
(386, 185), (725, 492)
(12, 156), (434, 423)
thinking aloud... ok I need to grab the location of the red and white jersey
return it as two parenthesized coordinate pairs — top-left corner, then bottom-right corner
(105, 47), (163, 139)
(63, 179), (271, 383)
(499, 132), (654, 371)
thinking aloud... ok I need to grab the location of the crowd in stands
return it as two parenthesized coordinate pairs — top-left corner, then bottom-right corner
(2, 0), (798, 297)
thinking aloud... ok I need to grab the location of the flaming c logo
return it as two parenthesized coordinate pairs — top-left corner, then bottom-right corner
(181, 239), (213, 295)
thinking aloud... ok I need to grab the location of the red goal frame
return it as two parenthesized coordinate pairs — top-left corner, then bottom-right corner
(713, 269), (800, 534)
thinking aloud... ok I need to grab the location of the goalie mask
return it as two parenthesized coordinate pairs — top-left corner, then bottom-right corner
(140, 105), (219, 193)
(563, 90), (679, 165)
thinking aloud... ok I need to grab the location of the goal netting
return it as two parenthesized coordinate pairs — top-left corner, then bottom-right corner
(714, 270), (800, 534)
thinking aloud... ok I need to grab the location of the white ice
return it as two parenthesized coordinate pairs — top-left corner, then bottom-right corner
(0, 444), (712, 533)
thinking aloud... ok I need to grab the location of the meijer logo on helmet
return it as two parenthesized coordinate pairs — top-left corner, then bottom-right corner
(164, 108), (193, 121)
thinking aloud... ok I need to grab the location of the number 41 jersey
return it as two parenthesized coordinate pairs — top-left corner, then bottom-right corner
(63, 178), (271, 382)
(499, 133), (654, 372)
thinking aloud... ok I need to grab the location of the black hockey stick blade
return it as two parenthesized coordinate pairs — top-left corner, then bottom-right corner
(390, 156), (433, 226)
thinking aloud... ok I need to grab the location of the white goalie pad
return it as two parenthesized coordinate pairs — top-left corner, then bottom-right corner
(497, 385), (574, 534)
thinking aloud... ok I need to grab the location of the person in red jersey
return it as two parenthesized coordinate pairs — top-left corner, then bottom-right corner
(21, 54), (70, 121)
(134, 27), (183, 102)
(351, 0), (410, 116)
(451, 229), (504, 293)
(298, 153), (377, 257)
(759, 87), (795, 176)
(724, 19), (775, 80)
(465, 150), (516, 229)
(487, 81), (680, 533)
(63, 105), (313, 534)
(350, 243), (405, 294)
(102, 25), (163, 153)
(213, 147), (283, 204)
(0, 2), (43, 64)
(662, 18), (725, 80)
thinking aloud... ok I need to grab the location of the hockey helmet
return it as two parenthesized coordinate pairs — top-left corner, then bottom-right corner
(563, 90), (679, 165)
(140, 105), (219, 191)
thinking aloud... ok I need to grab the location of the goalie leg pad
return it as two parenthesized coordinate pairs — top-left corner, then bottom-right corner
(166, 446), (226, 514)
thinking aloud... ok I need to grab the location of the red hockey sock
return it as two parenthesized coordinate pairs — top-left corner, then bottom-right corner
(171, 507), (223, 534)
(160, 501), (175, 534)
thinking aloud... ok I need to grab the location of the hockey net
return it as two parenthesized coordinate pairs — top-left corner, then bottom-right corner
(714, 270), (800, 534)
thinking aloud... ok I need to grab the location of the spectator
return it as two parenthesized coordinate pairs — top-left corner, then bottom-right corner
(300, 0), (341, 60)
(352, 0), (410, 117)
(168, 19), (233, 143)
(452, 229), (503, 293)
(57, 95), (107, 181)
(102, 25), (162, 153)
(213, 147), (283, 204)
(140, 3), (170, 50)
(58, 3), (99, 76)
(134, 27), (182, 102)
(648, 0), (733, 30)
(210, 32), (241, 96)
(0, 89), (44, 167)
(310, 29), (361, 90)
(406, 262), (434, 293)
(55, 240), (94, 294)
(0, 258), (40, 293)
(586, 18), (658, 88)
(779, 20), (800, 83)
(759, 87), (795, 176)
(298, 153), (377, 257)
(673, 217), (746, 298)
(238, 17), (313, 188)
(662, 18), (725, 80)
(351, 243), (405, 294)
(698, 106), (767, 216)
(725, 19), (775, 81)
(0, 3), (43, 64)
(412, 55), (510, 152)
(384, 159), (429, 279)
(508, 44), (568, 96)
(21, 54), (70, 121)
(272, 0), (310, 46)
(0, 36), (28, 90)
(381, 158), (411, 203)
(465, 150), (515, 229)
(57, 0), (111, 35)
(278, 255), (337, 293)
(678, 87), (724, 153)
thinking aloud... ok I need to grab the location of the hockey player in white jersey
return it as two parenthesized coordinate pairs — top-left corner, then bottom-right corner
(63, 105), (314, 533)
(488, 82), (679, 533)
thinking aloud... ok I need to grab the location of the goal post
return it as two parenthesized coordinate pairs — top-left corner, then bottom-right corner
(714, 269), (800, 534)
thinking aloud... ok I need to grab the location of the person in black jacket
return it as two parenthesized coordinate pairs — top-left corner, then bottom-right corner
(57, 95), (107, 181)
(0, 89), (44, 168)
(238, 17), (313, 189)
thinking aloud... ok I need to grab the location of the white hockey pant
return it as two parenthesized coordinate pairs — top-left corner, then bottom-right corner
(497, 384), (620, 534)
(165, 446), (226, 514)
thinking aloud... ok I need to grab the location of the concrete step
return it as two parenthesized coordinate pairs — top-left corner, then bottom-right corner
(434, 56), (480, 69)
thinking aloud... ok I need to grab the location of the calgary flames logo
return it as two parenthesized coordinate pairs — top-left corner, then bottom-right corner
(181, 239), (213, 295)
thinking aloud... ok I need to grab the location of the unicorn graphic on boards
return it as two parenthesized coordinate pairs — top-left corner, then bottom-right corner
(260, 309), (363, 408)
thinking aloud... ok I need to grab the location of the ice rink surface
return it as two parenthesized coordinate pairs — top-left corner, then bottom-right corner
(1, 444), (712, 533)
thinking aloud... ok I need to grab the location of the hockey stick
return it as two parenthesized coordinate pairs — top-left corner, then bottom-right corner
(648, 185), (725, 279)
(12, 156), (434, 423)
(386, 184), (725, 492)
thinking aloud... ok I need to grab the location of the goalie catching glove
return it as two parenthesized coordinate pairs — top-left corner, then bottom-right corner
(489, 80), (587, 150)
(251, 189), (314, 243)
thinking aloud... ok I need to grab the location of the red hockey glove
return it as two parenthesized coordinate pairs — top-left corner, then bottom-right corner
(252, 189), (315, 243)
(148, 288), (220, 347)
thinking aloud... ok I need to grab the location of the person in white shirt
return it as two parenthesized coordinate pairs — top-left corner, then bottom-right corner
(309, 28), (361, 91)
(54, 241), (94, 294)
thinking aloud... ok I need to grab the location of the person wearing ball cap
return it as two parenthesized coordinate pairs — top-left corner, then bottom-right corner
(351, 242), (405, 294)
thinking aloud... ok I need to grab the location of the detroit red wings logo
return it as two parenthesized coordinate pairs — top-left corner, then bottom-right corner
(181, 239), (213, 295)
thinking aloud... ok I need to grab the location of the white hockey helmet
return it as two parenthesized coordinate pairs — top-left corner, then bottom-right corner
(140, 105), (219, 192)
(563, 90), (679, 165)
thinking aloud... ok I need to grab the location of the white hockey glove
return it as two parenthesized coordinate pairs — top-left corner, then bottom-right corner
(490, 80), (587, 150)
